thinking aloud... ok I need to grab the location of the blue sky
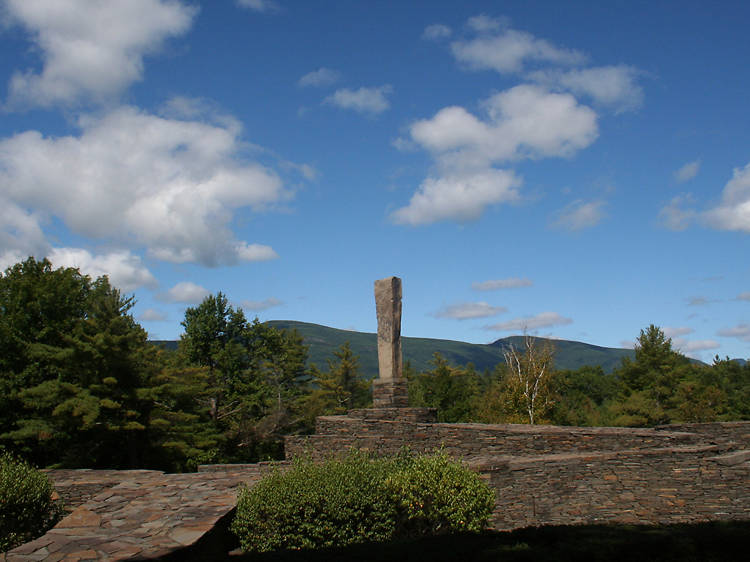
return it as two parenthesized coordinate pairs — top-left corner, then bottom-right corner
(1, 0), (749, 361)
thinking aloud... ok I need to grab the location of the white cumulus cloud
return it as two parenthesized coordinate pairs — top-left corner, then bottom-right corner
(4, 0), (196, 108)
(411, 85), (598, 166)
(672, 338), (720, 354)
(466, 15), (506, 33)
(659, 194), (697, 231)
(393, 85), (597, 225)
(485, 311), (573, 332)
(324, 85), (393, 115)
(422, 24), (452, 40)
(235, 243), (279, 262)
(0, 104), (288, 267)
(160, 281), (210, 304)
(663, 326), (694, 339)
(447, 18), (643, 115)
(0, 200), (50, 264)
(391, 169), (521, 226)
(704, 162), (750, 233)
(551, 199), (606, 231)
(298, 67), (341, 87)
(399, 16), (644, 228)
(241, 297), (283, 311)
(0, 241), (157, 294)
(139, 308), (168, 322)
(236, 0), (279, 13)
(48, 248), (157, 293)
(527, 65), (643, 113)
(433, 302), (507, 320)
(451, 27), (585, 74)
(674, 160), (701, 183)
(472, 277), (533, 291)
(718, 324), (750, 342)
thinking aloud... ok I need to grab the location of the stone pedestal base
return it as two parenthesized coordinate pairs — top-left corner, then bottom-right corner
(348, 407), (437, 423)
(372, 379), (409, 408)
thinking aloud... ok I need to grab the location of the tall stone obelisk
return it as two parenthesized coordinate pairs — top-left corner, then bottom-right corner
(372, 276), (409, 408)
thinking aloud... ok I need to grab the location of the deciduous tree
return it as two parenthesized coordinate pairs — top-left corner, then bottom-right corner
(501, 334), (556, 424)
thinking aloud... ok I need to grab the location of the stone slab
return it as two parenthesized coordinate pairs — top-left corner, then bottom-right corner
(5, 467), (269, 561)
(374, 276), (403, 382)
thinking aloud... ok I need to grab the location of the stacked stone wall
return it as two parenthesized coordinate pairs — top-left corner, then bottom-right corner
(483, 446), (750, 529)
(285, 414), (750, 531)
(657, 421), (750, 445)
(288, 416), (702, 461)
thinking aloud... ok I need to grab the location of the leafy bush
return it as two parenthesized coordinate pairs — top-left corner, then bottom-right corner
(383, 451), (495, 537)
(0, 452), (61, 552)
(231, 449), (494, 553)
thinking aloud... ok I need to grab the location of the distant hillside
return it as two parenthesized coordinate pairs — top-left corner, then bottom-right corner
(266, 320), (635, 376)
(150, 340), (178, 351)
(149, 322), (635, 375)
(148, 324), (724, 375)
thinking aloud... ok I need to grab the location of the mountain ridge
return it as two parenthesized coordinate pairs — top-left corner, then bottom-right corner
(264, 320), (635, 376)
(152, 320), (730, 376)
(152, 320), (636, 375)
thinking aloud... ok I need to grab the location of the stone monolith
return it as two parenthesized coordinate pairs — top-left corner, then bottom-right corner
(374, 276), (402, 381)
(372, 276), (408, 407)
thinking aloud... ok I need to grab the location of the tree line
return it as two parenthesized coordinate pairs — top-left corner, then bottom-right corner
(1, 258), (748, 471)
(408, 326), (750, 427)
(0, 258), (368, 471)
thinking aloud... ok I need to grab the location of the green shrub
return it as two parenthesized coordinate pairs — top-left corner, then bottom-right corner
(383, 450), (495, 537)
(0, 453), (61, 552)
(231, 449), (495, 553)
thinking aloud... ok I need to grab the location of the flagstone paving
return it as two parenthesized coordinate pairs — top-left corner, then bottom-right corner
(5, 465), (277, 561)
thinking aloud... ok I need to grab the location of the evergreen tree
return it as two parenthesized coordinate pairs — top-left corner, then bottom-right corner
(178, 295), (310, 462)
(619, 325), (685, 393)
(613, 325), (691, 426)
(303, 342), (370, 425)
(0, 258), (154, 467)
(408, 354), (481, 422)
(143, 358), (225, 472)
(179, 292), (249, 421)
(708, 356), (750, 420)
(549, 366), (619, 426)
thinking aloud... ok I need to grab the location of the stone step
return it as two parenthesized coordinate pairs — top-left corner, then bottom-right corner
(314, 409), (437, 435)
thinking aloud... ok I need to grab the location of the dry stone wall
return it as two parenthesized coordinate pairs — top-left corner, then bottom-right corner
(482, 446), (750, 529)
(287, 411), (703, 462)
(285, 411), (750, 531)
(656, 421), (750, 445)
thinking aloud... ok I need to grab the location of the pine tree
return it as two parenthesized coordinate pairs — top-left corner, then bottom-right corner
(0, 258), (155, 467)
(304, 342), (370, 422)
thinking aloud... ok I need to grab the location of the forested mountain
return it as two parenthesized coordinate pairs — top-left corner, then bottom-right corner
(154, 321), (641, 374)
(152, 324), (728, 374)
(266, 321), (636, 375)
